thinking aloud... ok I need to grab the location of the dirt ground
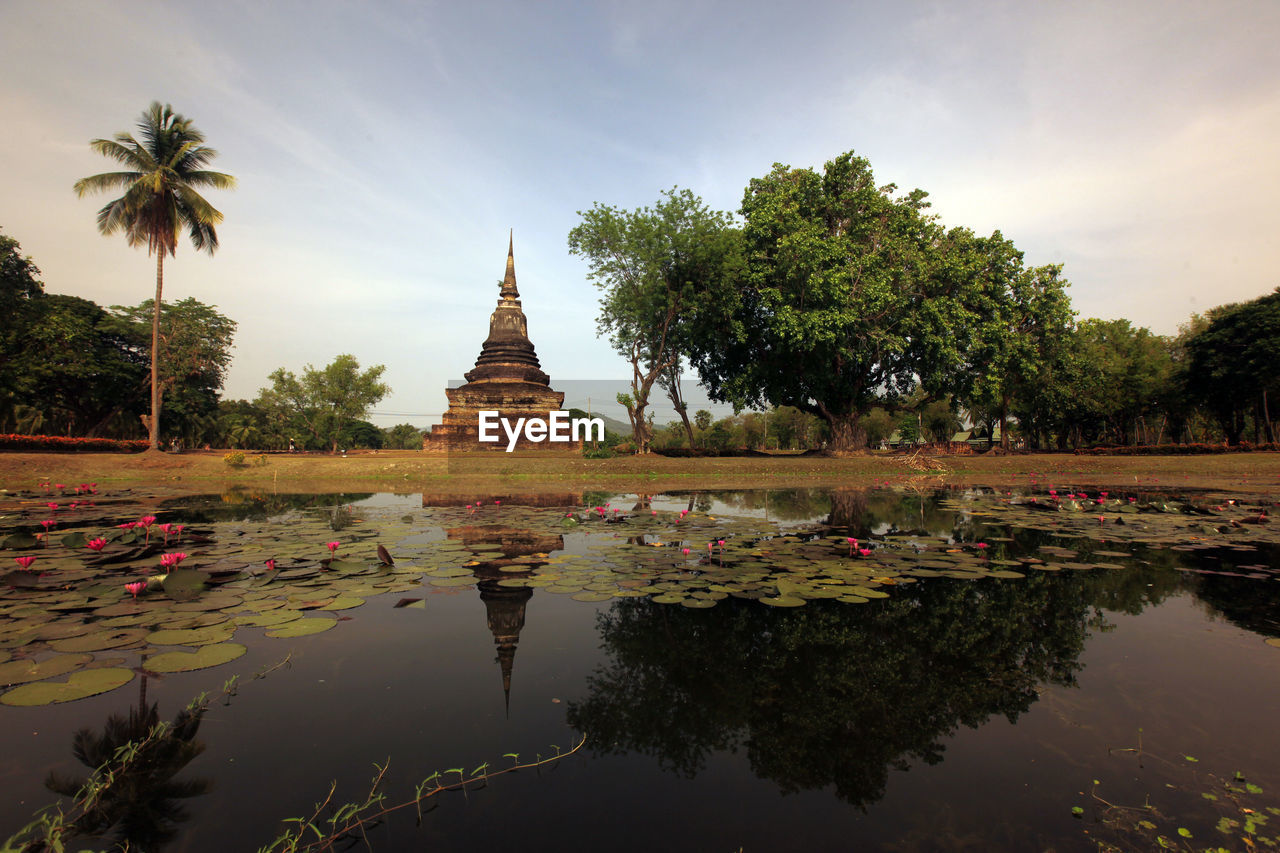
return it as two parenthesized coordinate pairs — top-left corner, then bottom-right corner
(1, 448), (1277, 497)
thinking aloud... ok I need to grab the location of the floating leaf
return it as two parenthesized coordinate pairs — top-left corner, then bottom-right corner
(1, 667), (134, 706)
(49, 628), (149, 653)
(0, 653), (92, 686)
(146, 626), (237, 646)
(265, 618), (336, 638)
(145, 643), (247, 673)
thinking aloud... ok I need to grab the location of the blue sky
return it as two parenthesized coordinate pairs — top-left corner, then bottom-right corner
(3, 0), (1277, 427)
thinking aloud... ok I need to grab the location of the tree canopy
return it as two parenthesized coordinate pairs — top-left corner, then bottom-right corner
(687, 152), (954, 451)
(256, 354), (390, 453)
(568, 188), (741, 452)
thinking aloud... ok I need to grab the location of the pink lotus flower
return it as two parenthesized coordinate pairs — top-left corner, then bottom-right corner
(139, 515), (156, 527)
(682, 548), (690, 555)
(125, 581), (145, 599)
(651, 510), (657, 516)
(172, 524), (184, 538)
(265, 558), (276, 571)
(495, 500), (501, 506)
(975, 542), (989, 549)
(326, 541), (340, 554)
(858, 548), (872, 557)
(85, 538), (107, 552)
(14, 556), (37, 570)
(46, 502), (58, 511)
(118, 522), (137, 530)
(54, 483), (65, 490)
(41, 519), (56, 531)
(159, 552), (188, 568)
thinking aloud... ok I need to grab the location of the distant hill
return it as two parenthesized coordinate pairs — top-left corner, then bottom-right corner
(567, 408), (631, 437)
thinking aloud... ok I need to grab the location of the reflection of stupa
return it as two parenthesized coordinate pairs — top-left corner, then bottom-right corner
(422, 236), (579, 452)
(447, 523), (564, 715)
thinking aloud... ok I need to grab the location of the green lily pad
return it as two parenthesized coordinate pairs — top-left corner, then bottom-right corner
(162, 568), (207, 600)
(265, 618), (336, 638)
(49, 628), (149, 653)
(760, 595), (806, 607)
(233, 610), (303, 628)
(1, 667), (134, 706)
(570, 591), (614, 602)
(145, 643), (247, 673)
(319, 596), (365, 611)
(2, 533), (38, 550)
(146, 626), (237, 646)
(0, 653), (93, 686)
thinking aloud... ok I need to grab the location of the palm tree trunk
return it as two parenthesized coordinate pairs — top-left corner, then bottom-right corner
(150, 253), (163, 450)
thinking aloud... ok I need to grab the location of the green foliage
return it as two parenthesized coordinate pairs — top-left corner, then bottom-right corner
(337, 419), (382, 450)
(689, 151), (960, 451)
(381, 423), (424, 450)
(568, 188), (741, 453)
(255, 354), (389, 454)
(223, 450), (245, 467)
(74, 102), (235, 449)
(1183, 287), (1280, 445)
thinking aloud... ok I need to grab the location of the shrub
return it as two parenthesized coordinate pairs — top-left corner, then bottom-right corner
(251, 454), (269, 467)
(223, 451), (246, 467)
(0, 434), (148, 453)
(1077, 442), (1280, 456)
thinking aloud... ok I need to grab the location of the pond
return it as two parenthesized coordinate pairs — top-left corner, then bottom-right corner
(1, 485), (1278, 851)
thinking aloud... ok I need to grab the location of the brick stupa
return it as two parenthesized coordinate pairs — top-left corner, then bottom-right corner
(423, 236), (576, 452)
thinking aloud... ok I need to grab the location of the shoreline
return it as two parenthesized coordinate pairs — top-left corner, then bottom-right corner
(1, 449), (1277, 497)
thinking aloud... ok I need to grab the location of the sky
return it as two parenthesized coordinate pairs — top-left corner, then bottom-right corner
(2, 0), (1277, 428)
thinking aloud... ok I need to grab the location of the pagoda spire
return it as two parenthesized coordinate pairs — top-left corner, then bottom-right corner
(500, 230), (519, 301)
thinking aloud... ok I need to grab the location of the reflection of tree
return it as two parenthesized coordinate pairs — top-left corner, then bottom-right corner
(43, 699), (211, 852)
(568, 575), (1093, 808)
(160, 492), (375, 522)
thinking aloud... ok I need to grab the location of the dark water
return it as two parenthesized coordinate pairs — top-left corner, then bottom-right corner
(2, 487), (1278, 852)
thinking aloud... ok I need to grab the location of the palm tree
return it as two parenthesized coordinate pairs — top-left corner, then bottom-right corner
(74, 102), (235, 450)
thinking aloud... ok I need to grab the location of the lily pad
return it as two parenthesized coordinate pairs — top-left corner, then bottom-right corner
(1, 667), (134, 706)
(265, 618), (336, 638)
(0, 653), (93, 686)
(146, 626), (237, 646)
(145, 643), (247, 673)
(50, 628), (149, 653)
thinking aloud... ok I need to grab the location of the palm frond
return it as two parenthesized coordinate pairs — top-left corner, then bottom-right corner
(86, 137), (148, 169)
(74, 171), (143, 197)
(183, 169), (236, 190)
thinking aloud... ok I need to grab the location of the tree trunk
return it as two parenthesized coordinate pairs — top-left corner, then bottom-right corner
(1264, 389), (1274, 443)
(825, 411), (868, 454)
(149, 253), (164, 451)
(999, 395), (1010, 449)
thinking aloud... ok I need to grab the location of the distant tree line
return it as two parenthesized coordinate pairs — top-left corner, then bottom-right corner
(1, 229), (416, 452)
(570, 151), (1279, 451)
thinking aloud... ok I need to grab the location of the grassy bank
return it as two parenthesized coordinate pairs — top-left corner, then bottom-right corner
(1, 449), (1277, 496)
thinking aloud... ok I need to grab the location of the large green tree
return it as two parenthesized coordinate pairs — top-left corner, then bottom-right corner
(108, 298), (237, 446)
(0, 229), (47, 414)
(568, 188), (741, 453)
(74, 102), (235, 450)
(945, 228), (1074, 448)
(689, 152), (961, 452)
(256, 354), (389, 453)
(1183, 287), (1280, 444)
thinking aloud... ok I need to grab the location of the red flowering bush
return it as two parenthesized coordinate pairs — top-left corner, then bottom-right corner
(0, 434), (149, 453)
